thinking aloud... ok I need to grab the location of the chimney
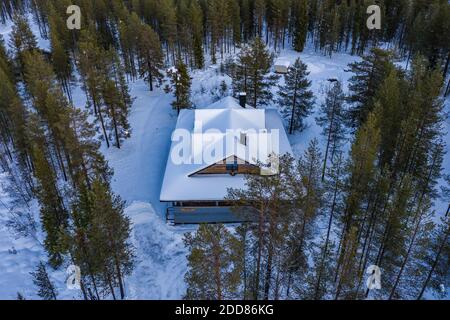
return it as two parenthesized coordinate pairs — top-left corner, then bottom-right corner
(239, 131), (247, 146)
(239, 92), (247, 108)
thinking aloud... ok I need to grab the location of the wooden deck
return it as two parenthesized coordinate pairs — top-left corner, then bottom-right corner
(166, 206), (257, 224)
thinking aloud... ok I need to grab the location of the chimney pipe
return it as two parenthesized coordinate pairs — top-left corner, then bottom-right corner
(239, 92), (247, 108)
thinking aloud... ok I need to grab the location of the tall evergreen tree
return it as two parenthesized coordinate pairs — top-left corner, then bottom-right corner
(346, 48), (395, 129)
(184, 224), (242, 300)
(137, 23), (164, 91)
(233, 37), (279, 108)
(292, 0), (308, 52)
(277, 58), (314, 134)
(31, 261), (58, 300)
(168, 60), (192, 114)
(9, 13), (37, 75)
(316, 80), (346, 179)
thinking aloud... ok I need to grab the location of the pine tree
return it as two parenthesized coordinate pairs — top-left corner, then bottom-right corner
(373, 69), (406, 169)
(90, 179), (134, 299)
(0, 39), (33, 205)
(227, 154), (294, 300)
(102, 50), (132, 148)
(118, 12), (140, 80)
(31, 139), (68, 267)
(334, 226), (359, 299)
(184, 224), (242, 300)
(292, 0), (308, 52)
(31, 261), (58, 300)
(283, 140), (323, 298)
(277, 58), (314, 134)
(47, 3), (73, 99)
(335, 112), (380, 298)
(417, 216), (449, 300)
(159, 0), (177, 63)
(316, 80), (346, 180)
(137, 23), (164, 91)
(78, 29), (133, 149)
(189, 0), (204, 69)
(346, 48), (395, 129)
(77, 28), (111, 148)
(66, 178), (134, 300)
(233, 38), (278, 108)
(169, 60), (192, 114)
(388, 142), (444, 299)
(9, 13), (37, 75)
(311, 152), (344, 299)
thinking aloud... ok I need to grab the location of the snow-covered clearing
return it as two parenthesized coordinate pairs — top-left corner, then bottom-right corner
(0, 15), (448, 299)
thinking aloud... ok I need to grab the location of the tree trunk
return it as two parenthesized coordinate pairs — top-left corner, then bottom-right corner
(314, 156), (340, 298)
(322, 97), (336, 180)
(263, 239), (273, 300)
(289, 85), (298, 135)
(147, 57), (153, 91)
(254, 204), (265, 300)
(111, 105), (121, 149)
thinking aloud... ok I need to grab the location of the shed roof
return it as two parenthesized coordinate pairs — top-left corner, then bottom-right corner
(274, 59), (290, 68)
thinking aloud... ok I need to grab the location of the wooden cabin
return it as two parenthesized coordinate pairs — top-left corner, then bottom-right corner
(160, 96), (293, 224)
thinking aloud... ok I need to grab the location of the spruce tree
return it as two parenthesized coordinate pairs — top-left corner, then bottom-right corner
(277, 58), (314, 134)
(169, 60), (192, 114)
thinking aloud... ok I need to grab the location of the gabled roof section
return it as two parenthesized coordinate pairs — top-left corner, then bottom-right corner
(194, 108), (265, 133)
(207, 96), (248, 109)
(188, 155), (259, 177)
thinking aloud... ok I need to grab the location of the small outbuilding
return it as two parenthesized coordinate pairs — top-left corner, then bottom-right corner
(274, 59), (290, 74)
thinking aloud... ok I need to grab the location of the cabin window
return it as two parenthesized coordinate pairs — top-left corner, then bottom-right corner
(226, 158), (238, 175)
(226, 163), (238, 172)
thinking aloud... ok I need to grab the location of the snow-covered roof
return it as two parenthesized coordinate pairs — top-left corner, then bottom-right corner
(207, 96), (249, 109)
(274, 59), (290, 68)
(160, 97), (293, 202)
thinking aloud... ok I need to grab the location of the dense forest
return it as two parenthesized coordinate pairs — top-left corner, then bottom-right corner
(0, 0), (448, 300)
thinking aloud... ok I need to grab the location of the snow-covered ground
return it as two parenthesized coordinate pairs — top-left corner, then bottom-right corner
(0, 15), (448, 299)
